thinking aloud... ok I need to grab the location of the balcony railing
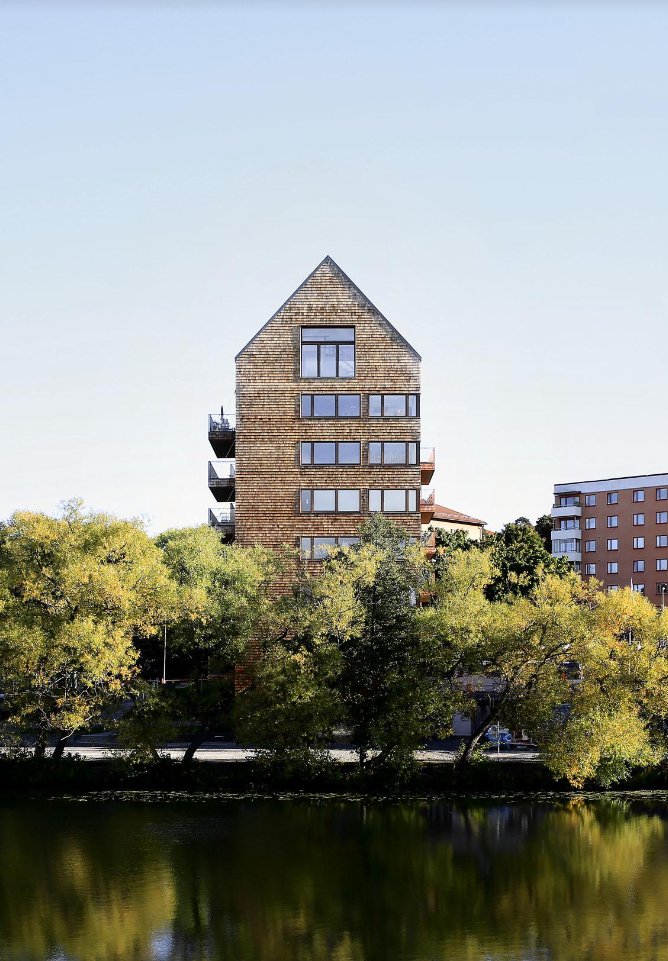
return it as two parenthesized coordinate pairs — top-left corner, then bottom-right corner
(208, 413), (236, 457)
(420, 488), (436, 522)
(209, 413), (236, 432)
(208, 506), (235, 532)
(420, 446), (435, 483)
(208, 459), (236, 481)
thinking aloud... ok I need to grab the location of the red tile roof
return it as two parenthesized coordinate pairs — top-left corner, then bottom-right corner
(432, 503), (487, 526)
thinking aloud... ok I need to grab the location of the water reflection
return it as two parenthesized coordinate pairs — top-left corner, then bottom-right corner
(1, 796), (668, 961)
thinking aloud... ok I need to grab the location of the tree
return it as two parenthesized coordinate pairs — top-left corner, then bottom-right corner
(486, 518), (570, 600)
(150, 526), (285, 763)
(0, 501), (173, 757)
(534, 514), (553, 552)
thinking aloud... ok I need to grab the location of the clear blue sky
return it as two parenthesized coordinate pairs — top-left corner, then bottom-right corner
(1, 2), (666, 533)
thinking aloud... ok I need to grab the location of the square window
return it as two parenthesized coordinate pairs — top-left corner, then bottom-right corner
(338, 442), (360, 464)
(338, 490), (360, 512)
(383, 395), (407, 417)
(585, 540), (596, 552)
(633, 513), (645, 526)
(658, 512), (668, 524)
(313, 443), (336, 465)
(633, 490), (645, 502)
(585, 517), (596, 530)
(608, 586), (619, 592)
(633, 560), (645, 573)
(607, 562), (618, 574)
(657, 488), (668, 501)
(338, 395), (360, 417)
(607, 516), (618, 528)
(313, 490), (336, 512)
(338, 536), (360, 549)
(657, 559), (668, 571)
(607, 539), (618, 551)
(657, 535), (668, 548)
(383, 490), (407, 512)
(585, 494), (596, 507)
(313, 537), (336, 560)
(585, 563), (596, 575)
(634, 537), (645, 549)
(313, 394), (336, 417)
(633, 584), (645, 594)
(607, 492), (619, 505)
(384, 443), (408, 464)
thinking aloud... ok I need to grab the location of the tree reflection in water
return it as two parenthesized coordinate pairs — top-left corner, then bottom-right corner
(1, 796), (667, 961)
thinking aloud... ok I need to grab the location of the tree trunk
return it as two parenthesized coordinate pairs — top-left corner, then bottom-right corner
(182, 732), (211, 765)
(33, 733), (46, 759)
(52, 732), (72, 760)
(455, 696), (508, 772)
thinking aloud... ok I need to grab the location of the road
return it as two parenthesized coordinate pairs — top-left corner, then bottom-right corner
(55, 742), (541, 763)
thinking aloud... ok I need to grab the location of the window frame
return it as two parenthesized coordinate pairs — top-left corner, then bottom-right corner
(585, 563), (596, 575)
(607, 492), (619, 505)
(657, 488), (668, 501)
(300, 394), (361, 418)
(368, 441), (419, 466)
(300, 441), (361, 466)
(633, 559), (645, 573)
(607, 515), (618, 528)
(300, 488), (361, 514)
(633, 490), (645, 503)
(607, 562), (619, 575)
(585, 494), (596, 507)
(300, 327), (355, 379)
(585, 517), (596, 530)
(299, 535), (361, 561)
(368, 393), (420, 418)
(368, 489), (419, 514)
(657, 559), (668, 572)
(633, 513), (645, 526)
(607, 538), (619, 551)
(657, 535), (668, 548)
(657, 512), (668, 525)
(585, 540), (596, 552)
(633, 536), (645, 549)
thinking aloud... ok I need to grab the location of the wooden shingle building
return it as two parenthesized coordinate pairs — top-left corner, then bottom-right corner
(208, 256), (435, 564)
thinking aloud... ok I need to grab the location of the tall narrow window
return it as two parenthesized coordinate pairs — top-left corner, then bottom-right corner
(301, 327), (355, 378)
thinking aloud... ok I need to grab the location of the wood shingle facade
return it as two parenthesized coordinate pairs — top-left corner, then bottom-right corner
(209, 256), (433, 570)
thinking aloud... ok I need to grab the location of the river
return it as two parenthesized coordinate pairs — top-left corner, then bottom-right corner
(1, 793), (667, 961)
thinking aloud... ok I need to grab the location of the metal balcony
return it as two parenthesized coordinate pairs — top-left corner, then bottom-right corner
(208, 413), (236, 458)
(208, 459), (236, 503)
(420, 446), (435, 484)
(420, 488), (436, 524)
(208, 506), (235, 539)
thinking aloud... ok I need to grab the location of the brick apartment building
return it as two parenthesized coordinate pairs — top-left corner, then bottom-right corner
(551, 473), (668, 605)
(208, 256), (436, 566)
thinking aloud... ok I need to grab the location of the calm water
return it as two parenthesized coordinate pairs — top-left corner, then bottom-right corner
(2, 793), (668, 961)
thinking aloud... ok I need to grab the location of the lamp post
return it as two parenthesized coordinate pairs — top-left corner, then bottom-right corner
(162, 623), (167, 685)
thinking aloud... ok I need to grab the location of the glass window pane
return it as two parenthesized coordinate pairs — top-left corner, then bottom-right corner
(313, 394), (336, 416)
(368, 490), (382, 512)
(408, 395), (417, 417)
(313, 443), (336, 464)
(383, 443), (406, 464)
(338, 394), (360, 417)
(313, 489), (336, 511)
(383, 395), (406, 417)
(384, 490), (406, 512)
(320, 345), (337, 377)
(301, 395), (312, 417)
(301, 345), (318, 378)
(408, 443), (418, 464)
(314, 537), (336, 559)
(408, 489), (417, 512)
(338, 489), (360, 512)
(301, 327), (354, 342)
(338, 442), (360, 464)
(300, 490), (312, 512)
(338, 344), (355, 378)
(338, 537), (360, 548)
(300, 537), (312, 559)
(368, 442), (382, 464)
(369, 395), (382, 417)
(301, 442), (312, 464)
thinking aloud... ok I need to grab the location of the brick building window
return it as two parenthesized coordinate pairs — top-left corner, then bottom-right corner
(607, 539), (618, 551)
(657, 489), (668, 501)
(368, 442), (418, 466)
(633, 560), (645, 573)
(607, 562), (618, 574)
(607, 516), (618, 528)
(368, 394), (419, 417)
(607, 492), (619, 505)
(633, 513), (645, 526)
(585, 563), (596, 575)
(300, 441), (361, 465)
(634, 490), (645, 502)
(300, 535), (360, 560)
(301, 327), (355, 378)
(300, 489), (360, 513)
(585, 540), (596, 552)
(657, 535), (668, 548)
(368, 489), (418, 513)
(657, 559), (668, 571)
(585, 494), (596, 506)
(585, 517), (596, 529)
(657, 512), (668, 524)
(634, 537), (645, 549)
(301, 394), (361, 417)
(633, 584), (645, 594)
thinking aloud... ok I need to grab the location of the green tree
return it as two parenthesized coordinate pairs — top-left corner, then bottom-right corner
(534, 513), (553, 552)
(487, 517), (570, 600)
(0, 501), (173, 757)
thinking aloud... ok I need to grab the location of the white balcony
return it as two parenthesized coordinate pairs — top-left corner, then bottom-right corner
(551, 528), (581, 541)
(552, 503), (582, 519)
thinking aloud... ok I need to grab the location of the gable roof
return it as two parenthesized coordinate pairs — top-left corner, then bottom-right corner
(235, 255), (421, 361)
(432, 503), (487, 526)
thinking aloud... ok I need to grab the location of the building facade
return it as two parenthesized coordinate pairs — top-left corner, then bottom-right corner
(424, 503), (487, 542)
(208, 256), (435, 566)
(551, 473), (668, 605)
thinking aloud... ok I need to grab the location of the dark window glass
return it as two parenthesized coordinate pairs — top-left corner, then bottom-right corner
(313, 394), (336, 417)
(313, 489), (336, 511)
(383, 395), (406, 417)
(369, 395), (382, 417)
(300, 490), (312, 512)
(338, 344), (355, 378)
(301, 327), (354, 342)
(369, 443), (382, 464)
(301, 395), (312, 417)
(301, 345), (318, 378)
(338, 490), (360, 512)
(338, 395), (360, 417)
(338, 442), (360, 464)
(338, 536), (360, 548)
(313, 442), (336, 464)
